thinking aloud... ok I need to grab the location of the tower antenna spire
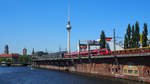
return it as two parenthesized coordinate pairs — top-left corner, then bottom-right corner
(68, 3), (70, 22)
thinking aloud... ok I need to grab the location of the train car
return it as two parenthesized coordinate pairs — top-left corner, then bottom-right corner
(78, 51), (89, 57)
(63, 53), (71, 58)
(111, 47), (150, 55)
(97, 49), (110, 55)
(63, 48), (110, 58)
(63, 52), (79, 58)
(91, 49), (110, 56)
(71, 52), (79, 58)
(63, 47), (150, 58)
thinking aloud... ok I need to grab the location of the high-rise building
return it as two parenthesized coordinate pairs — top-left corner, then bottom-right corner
(4, 45), (9, 54)
(23, 48), (27, 55)
(32, 48), (35, 55)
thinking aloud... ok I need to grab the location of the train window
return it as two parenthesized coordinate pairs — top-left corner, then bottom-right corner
(134, 70), (138, 74)
(99, 50), (106, 53)
(93, 52), (97, 54)
(128, 70), (133, 74)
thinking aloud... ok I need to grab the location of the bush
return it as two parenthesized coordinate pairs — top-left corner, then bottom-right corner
(19, 55), (31, 64)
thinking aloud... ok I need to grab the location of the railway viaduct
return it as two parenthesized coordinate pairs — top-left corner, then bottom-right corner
(32, 53), (150, 83)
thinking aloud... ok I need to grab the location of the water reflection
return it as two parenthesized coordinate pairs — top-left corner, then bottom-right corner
(0, 67), (148, 84)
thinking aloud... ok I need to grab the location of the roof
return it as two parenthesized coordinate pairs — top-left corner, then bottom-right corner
(0, 54), (20, 58)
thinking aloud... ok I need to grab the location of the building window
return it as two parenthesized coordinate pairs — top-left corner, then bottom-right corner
(124, 69), (127, 73)
(118, 66), (121, 71)
(115, 68), (118, 72)
(147, 70), (150, 76)
(134, 70), (139, 74)
(128, 70), (133, 74)
(112, 68), (114, 72)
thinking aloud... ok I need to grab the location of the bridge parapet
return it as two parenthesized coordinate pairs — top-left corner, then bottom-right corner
(32, 52), (150, 61)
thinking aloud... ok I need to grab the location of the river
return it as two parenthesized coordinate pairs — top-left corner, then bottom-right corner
(0, 66), (148, 84)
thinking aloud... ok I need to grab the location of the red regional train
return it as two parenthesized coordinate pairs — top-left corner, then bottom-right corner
(63, 47), (150, 58)
(63, 48), (110, 58)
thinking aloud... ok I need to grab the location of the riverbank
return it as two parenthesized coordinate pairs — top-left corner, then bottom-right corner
(33, 64), (149, 84)
(0, 64), (30, 67)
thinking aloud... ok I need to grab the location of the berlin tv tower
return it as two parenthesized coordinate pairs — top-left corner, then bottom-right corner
(66, 5), (71, 53)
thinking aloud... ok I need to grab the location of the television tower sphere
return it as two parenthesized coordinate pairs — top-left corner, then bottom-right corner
(67, 21), (71, 30)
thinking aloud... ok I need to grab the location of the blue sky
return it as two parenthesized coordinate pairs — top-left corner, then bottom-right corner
(0, 0), (150, 54)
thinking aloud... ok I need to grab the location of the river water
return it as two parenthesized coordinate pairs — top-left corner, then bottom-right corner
(0, 66), (148, 84)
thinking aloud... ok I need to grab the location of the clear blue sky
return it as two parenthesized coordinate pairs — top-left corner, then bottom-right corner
(0, 0), (150, 54)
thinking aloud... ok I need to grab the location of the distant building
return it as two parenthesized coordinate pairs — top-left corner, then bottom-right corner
(0, 54), (19, 58)
(34, 51), (67, 59)
(107, 39), (124, 51)
(23, 48), (27, 55)
(78, 37), (123, 52)
(34, 51), (48, 58)
(4, 45), (9, 54)
(32, 48), (35, 55)
(0, 53), (20, 63)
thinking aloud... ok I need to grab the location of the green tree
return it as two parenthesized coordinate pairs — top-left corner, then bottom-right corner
(124, 24), (132, 49)
(4, 45), (9, 54)
(124, 34), (128, 49)
(0, 58), (5, 63)
(135, 21), (140, 48)
(19, 55), (31, 65)
(142, 23), (148, 47)
(100, 30), (106, 49)
(0, 58), (14, 64)
(131, 25), (136, 48)
(127, 24), (132, 48)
